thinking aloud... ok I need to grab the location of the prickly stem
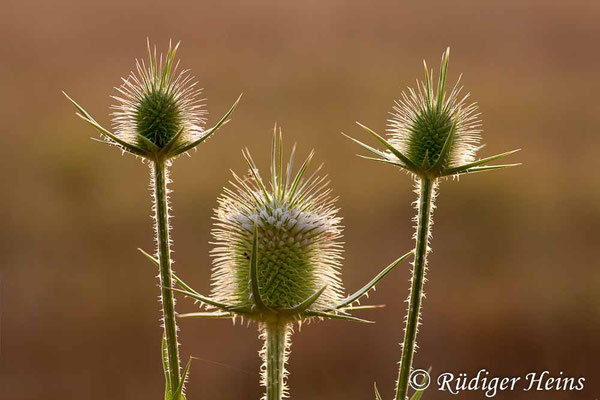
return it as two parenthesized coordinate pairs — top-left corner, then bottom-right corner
(153, 160), (182, 396)
(395, 177), (435, 400)
(262, 321), (291, 400)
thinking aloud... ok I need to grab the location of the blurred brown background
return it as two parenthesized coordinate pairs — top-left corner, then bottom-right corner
(1, 0), (599, 399)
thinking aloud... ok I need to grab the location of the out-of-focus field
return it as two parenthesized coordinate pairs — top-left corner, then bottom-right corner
(1, 1), (599, 399)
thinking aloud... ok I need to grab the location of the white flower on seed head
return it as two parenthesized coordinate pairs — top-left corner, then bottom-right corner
(210, 131), (345, 315)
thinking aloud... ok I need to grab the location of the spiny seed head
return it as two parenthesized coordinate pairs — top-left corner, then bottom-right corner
(65, 40), (242, 162)
(387, 48), (482, 176)
(110, 40), (207, 159)
(210, 130), (344, 321)
(135, 89), (182, 148)
(349, 48), (519, 178)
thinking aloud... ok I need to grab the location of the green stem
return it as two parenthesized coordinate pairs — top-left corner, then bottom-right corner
(264, 321), (289, 400)
(395, 177), (435, 400)
(153, 160), (182, 395)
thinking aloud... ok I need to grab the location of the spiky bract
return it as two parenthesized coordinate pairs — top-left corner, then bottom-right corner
(211, 132), (344, 320)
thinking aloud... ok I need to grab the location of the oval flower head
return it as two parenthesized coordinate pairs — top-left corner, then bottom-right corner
(212, 133), (349, 317)
(64, 40), (241, 161)
(165, 130), (411, 400)
(345, 48), (519, 178)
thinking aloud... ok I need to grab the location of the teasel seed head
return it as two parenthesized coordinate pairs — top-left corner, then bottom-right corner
(210, 130), (345, 322)
(110, 40), (205, 157)
(346, 47), (520, 179)
(154, 130), (413, 324)
(387, 47), (481, 174)
(157, 129), (413, 326)
(64, 39), (241, 162)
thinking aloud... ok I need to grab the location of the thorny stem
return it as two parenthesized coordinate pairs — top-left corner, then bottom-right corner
(395, 177), (435, 400)
(153, 160), (182, 395)
(264, 321), (289, 400)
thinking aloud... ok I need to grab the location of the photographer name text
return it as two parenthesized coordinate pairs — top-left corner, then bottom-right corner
(435, 369), (585, 397)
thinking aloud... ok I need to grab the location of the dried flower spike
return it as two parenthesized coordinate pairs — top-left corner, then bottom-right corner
(152, 129), (412, 400)
(346, 48), (520, 400)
